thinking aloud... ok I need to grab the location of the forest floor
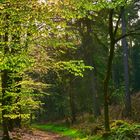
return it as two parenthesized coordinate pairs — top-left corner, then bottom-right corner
(0, 130), (71, 140)
(19, 130), (71, 140)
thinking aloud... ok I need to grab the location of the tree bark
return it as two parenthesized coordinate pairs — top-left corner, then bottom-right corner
(103, 9), (115, 131)
(91, 70), (101, 117)
(103, 41), (115, 131)
(121, 7), (131, 117)
(80, 19), (101, 117)
(68, 80), (76, 123)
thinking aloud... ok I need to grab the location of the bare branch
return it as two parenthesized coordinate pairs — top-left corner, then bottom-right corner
(114, 10), (122, 37)
(115, 31), (140, 43)
(109, 9), (114, 40)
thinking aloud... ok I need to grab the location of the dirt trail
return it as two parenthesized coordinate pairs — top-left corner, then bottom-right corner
(21, 130), (71, 140)
(0, 130), (71, 140)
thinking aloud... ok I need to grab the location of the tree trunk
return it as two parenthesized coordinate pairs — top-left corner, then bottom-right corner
(103, 41), (115, 131)
(103, 9), (115, 131)
(81, 19), (101, 117)
(121, 8), (131, 117)
(91, 69), (101, 117)
(68, 80), (76, 123)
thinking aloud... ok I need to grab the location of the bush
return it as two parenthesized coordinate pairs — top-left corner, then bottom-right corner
(109, 120), (140, 140)
(91, 120), (140, 140)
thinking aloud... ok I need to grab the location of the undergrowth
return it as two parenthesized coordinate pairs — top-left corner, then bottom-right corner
(32, 120), (140, 140)
(91, 120), (140, 140)
(109, 120), (140, 140)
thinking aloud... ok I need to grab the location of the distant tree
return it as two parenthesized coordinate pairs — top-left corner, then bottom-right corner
(121, 7), (131, 117)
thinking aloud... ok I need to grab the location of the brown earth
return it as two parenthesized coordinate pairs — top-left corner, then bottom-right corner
(20, 130), (71, 140)
(0, 130), (71, 140)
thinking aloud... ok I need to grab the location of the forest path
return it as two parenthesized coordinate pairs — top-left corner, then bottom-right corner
(0, 130), (72, 140)
(21, 130), (72, 140)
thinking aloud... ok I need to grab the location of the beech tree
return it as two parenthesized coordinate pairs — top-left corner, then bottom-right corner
(0, 1), (52, 139)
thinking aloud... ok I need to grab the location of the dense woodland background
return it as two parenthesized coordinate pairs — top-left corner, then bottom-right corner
(0, 0), (140, 140)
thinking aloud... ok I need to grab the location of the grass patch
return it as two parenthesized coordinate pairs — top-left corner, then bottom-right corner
(32, 121), (140, 140)
(32, 123), (87, 139)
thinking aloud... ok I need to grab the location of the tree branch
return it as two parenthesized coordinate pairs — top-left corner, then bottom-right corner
(114, 10), (122, 36)
(115, 31), (140, 43)
(109, 9), (114, 40)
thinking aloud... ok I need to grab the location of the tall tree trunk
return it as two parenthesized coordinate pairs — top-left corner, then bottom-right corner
(90, 70), (101, 117)
(68, 80), (76, 123)
(81, 19), (101, 117)
(103, 41), (115, 131)
(87, 55), (101, 118)
(103, 9), (115, 131)
(121, 8), (131, 117)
